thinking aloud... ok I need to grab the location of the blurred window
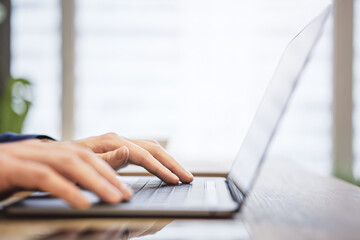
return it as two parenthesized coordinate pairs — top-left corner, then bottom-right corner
(11, 0), (60, 138)
(12, 0), (337, 173)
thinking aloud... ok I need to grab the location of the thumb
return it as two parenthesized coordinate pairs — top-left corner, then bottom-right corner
(97, 146), (130, 170)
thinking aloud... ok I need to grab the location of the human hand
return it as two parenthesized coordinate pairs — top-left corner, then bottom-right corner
(0, 139), (132, 209)
(74, 133), (193, 184)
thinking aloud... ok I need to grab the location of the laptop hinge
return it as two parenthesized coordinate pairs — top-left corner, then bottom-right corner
(226, 177), (245, 203)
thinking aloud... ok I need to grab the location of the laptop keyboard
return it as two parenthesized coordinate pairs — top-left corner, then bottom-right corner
(16, 177), (221, 209)
(126, 178), (217, 206)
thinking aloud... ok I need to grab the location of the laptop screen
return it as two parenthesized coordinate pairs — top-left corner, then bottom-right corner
(228, 6), (331, 195)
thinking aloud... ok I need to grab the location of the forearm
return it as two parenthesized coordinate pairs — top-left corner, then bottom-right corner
(0, 132), (54, 143)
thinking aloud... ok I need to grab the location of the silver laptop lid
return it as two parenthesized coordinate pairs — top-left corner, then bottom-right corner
(228, 6), (331, 196)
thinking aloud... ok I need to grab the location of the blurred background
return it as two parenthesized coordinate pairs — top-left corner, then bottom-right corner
(1, 0), (359, 177)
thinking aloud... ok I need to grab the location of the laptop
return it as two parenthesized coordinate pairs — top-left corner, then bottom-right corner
(3, 6), (331, 218)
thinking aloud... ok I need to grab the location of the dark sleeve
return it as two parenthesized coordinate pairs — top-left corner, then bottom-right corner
(0, 132), (55, 143)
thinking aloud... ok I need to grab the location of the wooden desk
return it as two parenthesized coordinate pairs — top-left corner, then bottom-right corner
(1, 158), (360, 240)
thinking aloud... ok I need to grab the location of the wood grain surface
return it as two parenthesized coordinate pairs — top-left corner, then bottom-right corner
(242, 158), (360, 240)
(1, 158), (360, 239)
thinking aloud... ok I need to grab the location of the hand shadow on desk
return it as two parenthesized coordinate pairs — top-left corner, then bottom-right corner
(33, 221), (171, 240)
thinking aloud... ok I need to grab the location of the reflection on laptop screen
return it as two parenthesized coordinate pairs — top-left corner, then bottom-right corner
(228, 7), (331, 195)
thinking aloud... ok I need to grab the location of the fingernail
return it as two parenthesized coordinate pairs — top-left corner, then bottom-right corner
(106, 186), (123, 203)
(172, 175), (180, 184)
(186, 169), (194, 177)
(126, 185), (133, 195)
(124, 186), (133, 199)
(77, 194), (91, 209)
(119, 146), (129, 158)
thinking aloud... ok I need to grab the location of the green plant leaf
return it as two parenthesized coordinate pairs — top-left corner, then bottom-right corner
(0, 77), (32, 133)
